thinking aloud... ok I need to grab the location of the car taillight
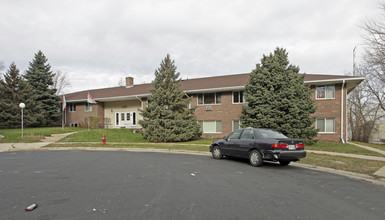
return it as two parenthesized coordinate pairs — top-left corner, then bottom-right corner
(272, 144), (287, 148)
(297, 144), (304, 148)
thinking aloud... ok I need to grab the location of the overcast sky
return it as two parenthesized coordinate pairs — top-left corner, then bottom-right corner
(0, 0), (379, 94)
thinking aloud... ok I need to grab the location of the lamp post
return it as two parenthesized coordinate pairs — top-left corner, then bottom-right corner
(19, 103), (25, 138)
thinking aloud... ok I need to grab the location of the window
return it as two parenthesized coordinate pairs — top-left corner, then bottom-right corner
(233, 120), (241, 131)
(198, 121), (222, 133)
(317, 118), (335, 133)
(240, 129), (254, 140)
(316, 85), (335, 99)
(69, 103), (76, 112)
(70, 123), (78, 127)
(198, 93), (221, 105)
(228, 130), (242, 140)
(257, 129), (288, 138)
(233, 91), (245, 103)
(85, 103), (92, 112)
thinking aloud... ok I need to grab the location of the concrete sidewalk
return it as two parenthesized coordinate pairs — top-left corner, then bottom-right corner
(349, 142), (385, 156)
(0, 132), (77, 152)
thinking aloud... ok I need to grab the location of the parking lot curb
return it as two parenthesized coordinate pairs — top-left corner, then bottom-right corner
(292, 163), (385, 187)
(33, 146), (212, 156)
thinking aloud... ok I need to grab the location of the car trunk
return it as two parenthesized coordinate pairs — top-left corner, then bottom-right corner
(272, 138), (305, 151)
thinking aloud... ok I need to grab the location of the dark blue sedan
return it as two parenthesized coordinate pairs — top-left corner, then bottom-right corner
(209, 128), (306, 166)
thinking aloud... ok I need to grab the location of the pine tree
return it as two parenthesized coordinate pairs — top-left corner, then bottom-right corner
(241, 48), (318, 144)
(139, 54), (201, 142)
(0, 63), (42, 128)
(24, 50), (60, 126)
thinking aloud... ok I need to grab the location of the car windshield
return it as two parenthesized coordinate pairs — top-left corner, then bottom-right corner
(257, 129), (288, 139)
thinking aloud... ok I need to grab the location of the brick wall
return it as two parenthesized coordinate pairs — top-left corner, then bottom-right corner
(191, 91), (243, 139)
(311, 83), (347, 142)
(191, 84), (347, 142)
(65, 102), (104, 127)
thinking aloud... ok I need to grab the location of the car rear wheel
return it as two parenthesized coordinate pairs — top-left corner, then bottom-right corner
(249, 150), (263, 167)
(279, 160), (291, 166)
(212, 145), (223, 159)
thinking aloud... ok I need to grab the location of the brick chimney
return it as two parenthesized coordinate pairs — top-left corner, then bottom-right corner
(126, 77), (134, 87)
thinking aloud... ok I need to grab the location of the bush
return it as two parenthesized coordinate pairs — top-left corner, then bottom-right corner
(80, 116), (101, 129)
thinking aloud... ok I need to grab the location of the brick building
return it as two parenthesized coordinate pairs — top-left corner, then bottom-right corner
(63, 73), (364, 142)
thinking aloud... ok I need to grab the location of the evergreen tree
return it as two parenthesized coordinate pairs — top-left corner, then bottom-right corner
(0, 63), (42, 128)
(139, 54), (201, 142)
(24, 50), (60, 126)
(241, 48), (317, 144)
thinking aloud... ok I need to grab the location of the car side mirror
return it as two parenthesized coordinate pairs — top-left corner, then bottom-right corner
(223, 136), (228, 141)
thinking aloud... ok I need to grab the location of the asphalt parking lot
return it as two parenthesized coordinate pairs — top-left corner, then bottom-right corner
(1, 150), (385, 220)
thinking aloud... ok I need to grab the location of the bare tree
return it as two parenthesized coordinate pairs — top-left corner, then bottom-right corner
(348, 1), (385, 143)
(362, 1), (385, 111)
(348, 66), (384, 142)
(118, 77), (125, 86)
(53, 70), (71, 95)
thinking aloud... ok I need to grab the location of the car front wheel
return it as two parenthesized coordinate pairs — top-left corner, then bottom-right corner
(249, 150), (263, 167)
(212, 145), (223, 159)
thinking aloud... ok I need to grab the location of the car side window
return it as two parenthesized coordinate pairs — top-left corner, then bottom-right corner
(240, 130), (254, 140)
(228, 130), (242, 140)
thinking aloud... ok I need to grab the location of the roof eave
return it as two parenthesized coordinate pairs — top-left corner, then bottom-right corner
(304, 77), (365, 85)
(184, 86), (245, 94)
(68, 94), (149, 103)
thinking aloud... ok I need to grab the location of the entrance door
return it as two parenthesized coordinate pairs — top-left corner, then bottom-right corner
(115, 112), (136, 127)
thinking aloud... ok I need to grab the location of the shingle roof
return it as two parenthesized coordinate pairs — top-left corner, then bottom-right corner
(64, 73), (364, 102)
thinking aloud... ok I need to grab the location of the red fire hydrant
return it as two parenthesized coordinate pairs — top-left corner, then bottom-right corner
(102, 133), (106, 145)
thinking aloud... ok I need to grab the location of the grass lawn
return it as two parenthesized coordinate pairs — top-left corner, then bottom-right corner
(350, 141), (385, 152)
(306, 142), (384, 157)
(61, 129), (148, 143)
(0, 127), (82, 143)
(60, 128), (217, 144)
(299, 153), (385, 176)
(46, 142), (210, 152)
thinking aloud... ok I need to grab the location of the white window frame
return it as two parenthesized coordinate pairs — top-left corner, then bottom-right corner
(232, 120), (241, 131)
(197, 93), (222, 105)
(316, 118), (335, 133)
(198, 121), (222, 133)
(232, 91), (246, 104)
(316, 85), (335, 100)
(84, 103), (92, 112)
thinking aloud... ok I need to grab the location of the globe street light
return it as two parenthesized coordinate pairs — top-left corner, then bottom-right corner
(19, 103), (25, 138)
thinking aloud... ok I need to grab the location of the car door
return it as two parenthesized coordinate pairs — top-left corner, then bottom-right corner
(220, 130), (242, 156)
(235, 129), (255, 158)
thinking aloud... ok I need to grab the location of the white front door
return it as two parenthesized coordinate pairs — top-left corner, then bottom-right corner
(115, 112), (136, 127)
